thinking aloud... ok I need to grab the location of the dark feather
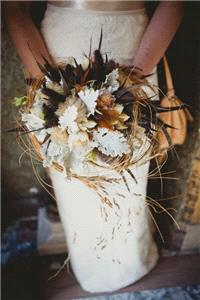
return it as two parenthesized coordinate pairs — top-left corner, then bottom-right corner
(36, 61), (50, 78)
(19, 127), (45, 136)
(65, 64), (75, 86)
(43, 103), (59, 128)
(89, 36), (93, 58)
(45, 140), (51, 156)
(42, 56), (61, 83)
(114, 87), (132, 99)
(120, 170), (130, 192)
(127, 169), (138, 184)
(105, 53), (108, 63)
(116, 89), (135, 102)
(94, 49), (104, 67)
(161, 125), (172, 147)
(58, 67), (70, 96)
(42, 85), (65, 109)
(157, 118), (177, 130)
(4, 126), (26, 133)
(42, 133), (51, 145)
(105, 59), (118, 74)
(73, 58), (79, 68)
(151, 103), (187, 113)
(98, 27), (103, 50)
(75, 64), (84, 84)
(93, 49), (106, 83)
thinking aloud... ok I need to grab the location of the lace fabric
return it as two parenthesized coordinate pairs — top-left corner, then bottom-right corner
(41, 4), (148, 65)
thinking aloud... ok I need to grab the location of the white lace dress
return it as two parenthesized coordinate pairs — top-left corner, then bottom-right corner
(41, 2), (159, 293)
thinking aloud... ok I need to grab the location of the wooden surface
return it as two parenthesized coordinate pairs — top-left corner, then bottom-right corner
(43, 254), (200, 300)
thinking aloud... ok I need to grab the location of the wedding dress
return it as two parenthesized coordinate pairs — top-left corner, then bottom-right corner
(41, 1), (159, 293)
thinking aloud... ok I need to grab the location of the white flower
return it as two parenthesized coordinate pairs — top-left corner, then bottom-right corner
(93, 128), (130, 157)
(105, 69), (120, 93)
(78, 88), (99, 115)
(22, 113), (45, 130)
(56, 97), (96, 133)
(22, 109), (52, 143)
(22, 89), (47, 136)
(41, 140), (70, 168)
(58, 105), (79, 133)
(31, 92), (47, 119)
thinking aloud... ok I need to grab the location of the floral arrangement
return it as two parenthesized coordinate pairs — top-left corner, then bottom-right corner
(15, 34), (186, 193)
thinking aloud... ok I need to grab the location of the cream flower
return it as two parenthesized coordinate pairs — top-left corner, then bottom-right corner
(56, 96), (97, 133)
(93, 128), (130, 157)
(56, 96), (87, 133)
(78, 88), (99, 115)
(105, 69), (120, 93)
(56, 96), (86, 118)
(68, 131), (89, 151)
(50, 127), (68, 144)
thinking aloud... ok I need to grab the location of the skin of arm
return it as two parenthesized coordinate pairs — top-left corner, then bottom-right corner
(4, 1), (52, 78)
(133, 1), (184, 74)
(4, 1), (183, 78)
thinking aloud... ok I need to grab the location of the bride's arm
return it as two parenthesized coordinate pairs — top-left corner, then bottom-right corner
(133, 1), (184, 74)
(4, 1), (52, 78)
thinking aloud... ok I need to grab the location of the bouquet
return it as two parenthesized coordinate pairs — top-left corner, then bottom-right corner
(10, 32), (192, 293)
(16, 35), (186, 197)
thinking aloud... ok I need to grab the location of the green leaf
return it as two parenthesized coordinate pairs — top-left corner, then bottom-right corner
(12, 96), (28, 107)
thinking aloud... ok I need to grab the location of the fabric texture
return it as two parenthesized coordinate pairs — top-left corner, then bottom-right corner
(41, 4), (159, 293)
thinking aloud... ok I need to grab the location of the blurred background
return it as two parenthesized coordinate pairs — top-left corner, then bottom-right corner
(1, 1), (200, 300)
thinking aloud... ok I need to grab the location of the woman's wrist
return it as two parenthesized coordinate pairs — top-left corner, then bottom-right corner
(132, 2), (183, 76)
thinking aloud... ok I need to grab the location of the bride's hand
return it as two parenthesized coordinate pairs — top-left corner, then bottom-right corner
(4, 1), (52, 79)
